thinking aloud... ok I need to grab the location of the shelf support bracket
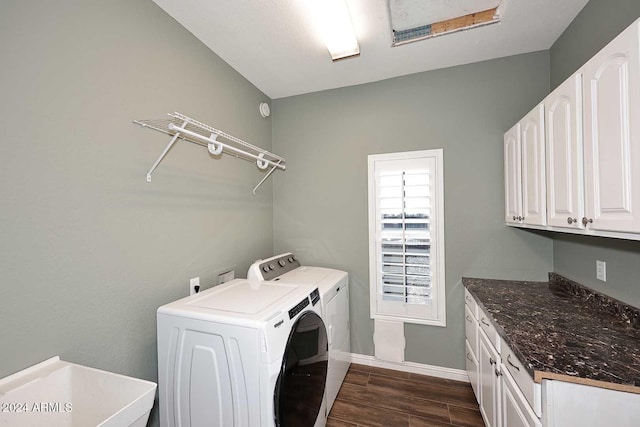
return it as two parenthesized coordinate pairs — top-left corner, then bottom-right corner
(253, 160), (282, 195)
(146, 120), (188, 182)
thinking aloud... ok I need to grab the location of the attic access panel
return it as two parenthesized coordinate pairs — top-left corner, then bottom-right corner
(389, 0), (503, 46)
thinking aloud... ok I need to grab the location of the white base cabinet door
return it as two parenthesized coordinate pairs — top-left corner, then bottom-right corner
(465, 340), (479, 401)
(501, 366), (542, 427)
(478, 329), (501, 427)
(582, 19), (640, 233)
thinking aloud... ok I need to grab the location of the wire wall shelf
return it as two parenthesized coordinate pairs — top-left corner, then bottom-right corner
(133, 112), (285, 194)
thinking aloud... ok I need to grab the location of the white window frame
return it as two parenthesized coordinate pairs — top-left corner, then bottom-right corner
(367, 149), (446, 327)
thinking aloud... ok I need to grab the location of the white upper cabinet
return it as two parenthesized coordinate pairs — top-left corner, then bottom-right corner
(545, 74), (584, 229)
(505, 18), (640, 240)
(504, 105), (546, 227)
(504, 124), (522, 224)
(582, 21), (640, 233)
(520, 105), (546, 226)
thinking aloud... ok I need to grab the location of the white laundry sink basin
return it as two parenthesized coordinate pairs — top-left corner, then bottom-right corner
(0, 357), (156, 427)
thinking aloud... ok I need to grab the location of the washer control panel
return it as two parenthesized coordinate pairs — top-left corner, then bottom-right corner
(248, 252), (301, 281)
(288, 296), (310, 319)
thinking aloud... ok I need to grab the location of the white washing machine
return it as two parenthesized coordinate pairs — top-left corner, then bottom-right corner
(157, 278), (328, 427)
(247, 253), (350, 412)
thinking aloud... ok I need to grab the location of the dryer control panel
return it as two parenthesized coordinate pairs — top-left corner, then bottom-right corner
(248, 252), (301, 281)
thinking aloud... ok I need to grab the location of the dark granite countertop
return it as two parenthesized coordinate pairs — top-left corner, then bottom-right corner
(463, 273), (640, 393)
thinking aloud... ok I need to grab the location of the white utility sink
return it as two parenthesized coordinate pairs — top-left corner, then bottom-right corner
(0, 357), (156, 427)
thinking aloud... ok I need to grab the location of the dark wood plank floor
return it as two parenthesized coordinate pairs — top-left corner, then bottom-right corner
(327, 364), (485, 427)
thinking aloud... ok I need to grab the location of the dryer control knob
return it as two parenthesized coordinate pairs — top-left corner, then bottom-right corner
(278, 260), (286, 267)
(262, 266), (269, 273)
(288, 257), (294, 263)
(269, 264), (275, 270)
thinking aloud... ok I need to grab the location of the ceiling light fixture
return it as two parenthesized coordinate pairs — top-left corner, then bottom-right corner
(308, 0), (360, 61)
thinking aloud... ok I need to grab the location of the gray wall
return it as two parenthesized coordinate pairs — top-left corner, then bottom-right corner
(549, 0), (640, 308)
(0, 0), (273, 424)
(550, 0), (640, 89)
(553, 235), (640, 308)
(272, 52), (554, 369)
(6, 1), (636, 424)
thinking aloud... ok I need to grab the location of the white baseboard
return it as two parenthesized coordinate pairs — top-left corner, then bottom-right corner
(348, 353), (469, 383)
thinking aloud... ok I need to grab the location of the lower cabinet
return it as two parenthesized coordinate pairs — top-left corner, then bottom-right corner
(466, 290), (639, 427)
(466, 293), (542, 427)
(465, 340), (479, 399)
(502, 366), (542, 427)
(478, 329), (501, 427)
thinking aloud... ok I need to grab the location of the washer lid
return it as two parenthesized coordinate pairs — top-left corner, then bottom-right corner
(276, 266), (332, 283)
(190, 279), (299, 314)
(277, 267), (348, 297)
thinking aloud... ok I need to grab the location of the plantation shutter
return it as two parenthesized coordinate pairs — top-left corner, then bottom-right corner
(368, 150), (445, 326)
(378, 168), (432, 303)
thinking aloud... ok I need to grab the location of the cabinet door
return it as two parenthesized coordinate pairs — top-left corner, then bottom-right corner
(505, 123), (522, 223)
(478, 329), (501, 427)
(521, 105), (546, 226)
(583, 20), (640, 233)
(464, 305), (478, 356)
(502, 367), (542, 427)
(545, 74), (585, 229)
(466, 340), (480, 401)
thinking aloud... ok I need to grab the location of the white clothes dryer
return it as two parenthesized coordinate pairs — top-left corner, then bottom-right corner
(247, 253), (350, 412)
(157, 278), (328, 427)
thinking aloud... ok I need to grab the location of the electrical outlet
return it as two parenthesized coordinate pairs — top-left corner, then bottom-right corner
(218, 268), (235, 285)
(190, 277), (200, 295)
(596, 260), (606, 282)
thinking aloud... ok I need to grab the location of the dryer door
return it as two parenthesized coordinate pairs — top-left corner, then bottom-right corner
(275, 311), (328, 427)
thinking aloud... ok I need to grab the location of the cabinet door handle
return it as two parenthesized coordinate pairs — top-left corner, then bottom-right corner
(467, 352), (474, 362)
(495, 368), (502, 377)
(465, 295), (472, 303)
(567, 217), (577, 224)
(481, 318), (490, 327)
(512, 216), (517, 220)
(489, 357), (496, 366)
(465, 315), (473, 323)
(507, 354), (521, 371)
(582, 217), (594, 226)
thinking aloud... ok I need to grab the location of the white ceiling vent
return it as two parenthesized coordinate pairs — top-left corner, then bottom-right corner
(389, 0), (507, 46)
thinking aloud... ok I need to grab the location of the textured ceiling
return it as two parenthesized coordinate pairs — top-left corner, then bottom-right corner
(152, 0), (589, 99)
